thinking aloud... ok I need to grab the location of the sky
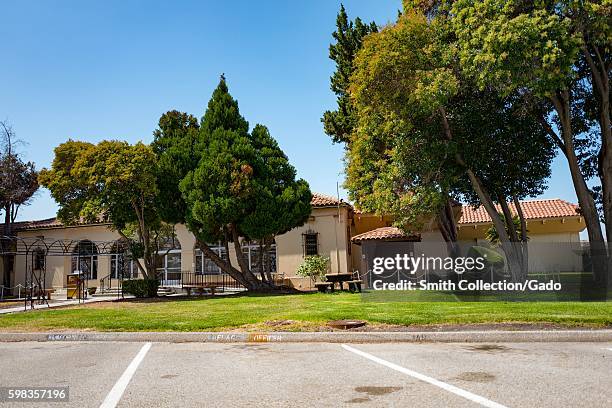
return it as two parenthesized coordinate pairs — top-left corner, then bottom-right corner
(1, 0), (579, 224)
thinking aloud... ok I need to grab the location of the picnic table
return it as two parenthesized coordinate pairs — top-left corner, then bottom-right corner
(316, 274), (363, 293)
(324, 273), (362, 292)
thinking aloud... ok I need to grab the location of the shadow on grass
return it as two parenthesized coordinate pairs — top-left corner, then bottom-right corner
(118, 289), (356, 304)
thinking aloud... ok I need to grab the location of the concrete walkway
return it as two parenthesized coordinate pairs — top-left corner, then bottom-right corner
(0, 295), (123, 315)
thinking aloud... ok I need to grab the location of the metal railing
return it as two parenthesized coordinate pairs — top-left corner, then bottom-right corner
(155, 270), (246, 292)
(99, 273), (124, 299)
(181, 271), (245, 291)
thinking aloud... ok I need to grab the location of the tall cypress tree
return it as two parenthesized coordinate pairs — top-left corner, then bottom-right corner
(322, 4), (377, 145)
(176, 76), (311, 291)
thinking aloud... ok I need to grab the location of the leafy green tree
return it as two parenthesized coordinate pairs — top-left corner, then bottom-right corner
(40, 140), (168, 280)
(451, 0), (611, 285)
(347, 10), (555, 281)
(0, 121), (39, 288)
(486, 214), (527, 246)
(240, 124), (312, 283)
(151, 110), (200, 224)
(322, 4), (377, 145)
(324, 5), (463, 254)
(296, 255), (330, 286)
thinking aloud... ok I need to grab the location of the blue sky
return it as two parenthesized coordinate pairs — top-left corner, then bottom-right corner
(1, 0), (577, 223)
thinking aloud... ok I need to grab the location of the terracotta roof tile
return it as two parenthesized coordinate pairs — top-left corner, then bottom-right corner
(458, 199), (580, 224)
(9, 216), (108, 231)
(352, 226), (420, 243)
(311, 192), (349, 207)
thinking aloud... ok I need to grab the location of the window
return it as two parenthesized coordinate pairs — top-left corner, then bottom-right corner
(242, 241), (277, 275)
(156, 238), (181, 284)
(71, 240), (98, 280)
(195, 243), (227, 275)
(110, 254), (137, 279)
(110, 242), (137, 279)
(33, 248), (45, 270)
(303, 231), (318, 256)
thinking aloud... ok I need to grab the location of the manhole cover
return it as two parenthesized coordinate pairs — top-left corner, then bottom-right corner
(327, 319), (366, 329)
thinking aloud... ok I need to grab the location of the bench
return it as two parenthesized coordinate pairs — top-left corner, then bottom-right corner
(183, 284), (218, 296)
(347, 280), (362, 293)
(314, 282), (334, 293)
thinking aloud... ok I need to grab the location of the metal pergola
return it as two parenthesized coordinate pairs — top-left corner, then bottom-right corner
(0, 236), (133, 311)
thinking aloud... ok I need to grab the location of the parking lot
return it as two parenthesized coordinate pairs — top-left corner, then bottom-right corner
(1, 341), (611, 407)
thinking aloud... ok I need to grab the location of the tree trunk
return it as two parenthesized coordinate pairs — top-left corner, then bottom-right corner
(229, 225), (266, 290)
(581, 40), (612, 254)
(438, 106), (523, 280)
(465, 169), (523, 281)
(436, 198), (460, 258)
(257, 240), (267, 283)
(550, 91), (609, 286)
(595, 80), (612, 285)
(2, 206), (13, 289)
(499, 198), (527, 280)
(498, 198), (519, 242)
(263, 237), (274, 284)
(513, 196), (529, 279)
(195, 239), (251, 288)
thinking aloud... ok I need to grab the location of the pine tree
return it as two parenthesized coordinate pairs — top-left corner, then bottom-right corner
(176, 76), (311, 290)
(322, 5), (377, 145)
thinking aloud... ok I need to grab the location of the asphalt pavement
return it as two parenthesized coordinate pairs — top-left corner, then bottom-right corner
(0, 341), (611, 407)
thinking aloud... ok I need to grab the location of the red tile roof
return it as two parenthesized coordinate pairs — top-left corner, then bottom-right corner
(458, 199), (580, 224)
(9, 192), (343, 231)
(352, 226), (420, 243)
(311, 192), (350, 207)
(9, 217), (108, 231)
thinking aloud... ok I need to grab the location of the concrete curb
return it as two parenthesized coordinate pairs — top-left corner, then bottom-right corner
(1, 330), (612, 343)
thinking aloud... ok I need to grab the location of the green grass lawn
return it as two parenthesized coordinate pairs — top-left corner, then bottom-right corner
(1, 292), (612, 332)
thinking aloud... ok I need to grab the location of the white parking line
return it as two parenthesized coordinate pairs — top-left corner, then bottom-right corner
(99, 342), (152, 408)
(342, 344), (508, 408)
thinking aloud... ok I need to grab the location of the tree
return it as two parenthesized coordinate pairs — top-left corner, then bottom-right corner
(486, 214), (526, 246)
(151, 110), (200, 224)
(0, 121), (39, 288)
(347, 10), (555, 281)
(240, 124), (312, 283)
(160, 76), (312, 291)
(451, 0), (611, 285)
(296, 255), (330, 287)
(322, 4), (377, 144)
(40, 140), (170, 280)
(325, 5), (464, 255)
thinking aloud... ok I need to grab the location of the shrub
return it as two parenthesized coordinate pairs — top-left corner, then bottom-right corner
(296, 255), (330, 284)
(122, 279), (159, 298)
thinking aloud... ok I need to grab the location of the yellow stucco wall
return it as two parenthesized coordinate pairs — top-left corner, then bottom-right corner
(457, 217), (586, 241)
(7, 209), (588, 292)
(15, 225), (121, 290)
(9, 206), (353, 290)
(276, 206), (352, 290)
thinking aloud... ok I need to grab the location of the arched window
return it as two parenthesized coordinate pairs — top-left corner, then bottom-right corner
(71, 240), (98, 279)
(110, 242), (137, 280)
(195, 242), (227, 275)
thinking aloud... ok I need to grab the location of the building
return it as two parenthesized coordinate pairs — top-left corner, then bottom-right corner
(351, 198), (586, 279)
(0, 195), (586, 294)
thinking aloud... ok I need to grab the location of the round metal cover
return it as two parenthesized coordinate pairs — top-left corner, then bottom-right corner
(327, 319), (366, 329)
